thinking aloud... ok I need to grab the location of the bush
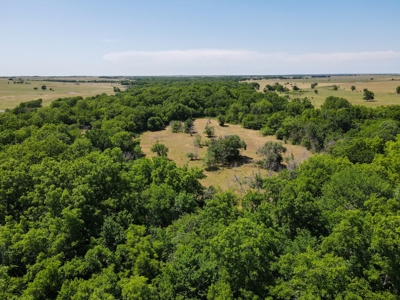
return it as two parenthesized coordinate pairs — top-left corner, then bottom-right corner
(204, 125), (215, 137)
(170, 121), (182, 133)
(257, 141), (287, 171)
(217, 115), (226, 126)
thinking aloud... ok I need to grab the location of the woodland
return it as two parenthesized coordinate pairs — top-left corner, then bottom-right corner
(1, 77), (400, 299)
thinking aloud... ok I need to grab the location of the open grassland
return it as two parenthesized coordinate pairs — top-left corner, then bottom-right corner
(0, 77), (123, 110)
(248, 74), (400, 108)
(140, 118), (311, 192)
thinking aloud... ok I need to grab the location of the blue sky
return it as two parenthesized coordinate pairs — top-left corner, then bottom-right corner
(1, 0), (400, 75)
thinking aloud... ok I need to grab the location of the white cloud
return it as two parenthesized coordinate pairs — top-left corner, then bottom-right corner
(103, 49), (400, 75)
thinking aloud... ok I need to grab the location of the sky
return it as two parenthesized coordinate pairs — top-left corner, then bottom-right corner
(1, 0), (400, 76)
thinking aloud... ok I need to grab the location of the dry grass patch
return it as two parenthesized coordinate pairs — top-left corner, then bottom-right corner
(247, 75), (400, 108)
(140, 118), (311, 192)
(0, 77), (123, 109)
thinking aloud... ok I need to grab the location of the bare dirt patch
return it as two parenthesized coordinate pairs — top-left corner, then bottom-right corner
(140, 118), (311, 192)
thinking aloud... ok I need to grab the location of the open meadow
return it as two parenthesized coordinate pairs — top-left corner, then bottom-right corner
(248, 74), (400, 107)
(140, 118), (311, 192)
(0, 77), (123, 110)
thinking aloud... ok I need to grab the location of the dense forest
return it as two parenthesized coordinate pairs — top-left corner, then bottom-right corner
(1, 77), (400, 299)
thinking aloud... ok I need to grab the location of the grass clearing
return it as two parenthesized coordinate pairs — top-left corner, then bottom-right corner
(247, 74), (400, 107)
(0, 77), (123, 110)
(140, 118), (311, 192)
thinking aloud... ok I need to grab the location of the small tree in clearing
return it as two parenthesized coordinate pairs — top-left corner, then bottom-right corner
(257, 141), (287, 171)
(351, 86), (356, 92)
(217, 115), (225, 126)
(396, 86), (400, 94)
(41, 85), (46, 90)
(170, 121), (182, 133)
(204, 125), (215, 137)
(151, 142), (168, 157)
(363, 90), (375, 101)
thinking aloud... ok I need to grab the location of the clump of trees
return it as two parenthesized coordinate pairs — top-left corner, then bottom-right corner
(264, 82), (289, 93)
(2, 77), (400, 299)
(257, 141), (287, 171)
(311, 82), (318, 89)
(204, 135), (246, 169)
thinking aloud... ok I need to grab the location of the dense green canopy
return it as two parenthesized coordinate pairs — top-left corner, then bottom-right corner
(1, 77), (400, 299)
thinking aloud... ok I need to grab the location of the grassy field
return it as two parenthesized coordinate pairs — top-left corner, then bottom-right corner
(0, 77), (123, 110)
(247, 74), (400, 108)
(140, 118), (311, 192)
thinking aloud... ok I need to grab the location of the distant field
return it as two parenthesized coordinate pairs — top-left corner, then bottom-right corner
(0, 77), (124, 110)
(140, 118), (311, 192)
(247, 74), (400, 107)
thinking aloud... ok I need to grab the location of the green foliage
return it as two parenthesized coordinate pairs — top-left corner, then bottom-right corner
(170, 120), (182, 133)
(203, 124), (215, 137)
(351, 85), (356, 91)
(396, 86), (400, 94)
(150, 142), (168, 157)
(2, 77), (400, 299)
(217, 114), (225, 126)
(257, 141), (287, 171)
(183, 118), (194, 134)
(204, 135), (246, 168)
(363, 89), (375, 101)
(147, 116), (164, 131)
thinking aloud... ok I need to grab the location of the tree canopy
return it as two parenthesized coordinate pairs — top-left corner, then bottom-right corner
(1, 76), (400, 298)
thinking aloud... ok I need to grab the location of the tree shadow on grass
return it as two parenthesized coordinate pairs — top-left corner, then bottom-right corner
(204, 165), (220, 172)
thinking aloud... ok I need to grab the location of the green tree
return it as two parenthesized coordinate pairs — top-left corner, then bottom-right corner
(41, 85), (46, 90)
(217, 115), (225, 126)
(204, 124), (215, 137)
(147, 116), (164, 131)
(396, 86), (400, 94)
(257, 141), (287, 171)
(351, 85), (356, 91)
(363, 89), (375, 101)
(205, 135), (246, 167)
(183, 118), (194, 135)
(170, 121), (182, 133)
(150, 142), (168, 157)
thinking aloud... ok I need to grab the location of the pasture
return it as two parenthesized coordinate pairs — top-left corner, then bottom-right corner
(248, 74), (400, 107)
(0, 77), (123, 110)
(140, 118), (311, 192)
